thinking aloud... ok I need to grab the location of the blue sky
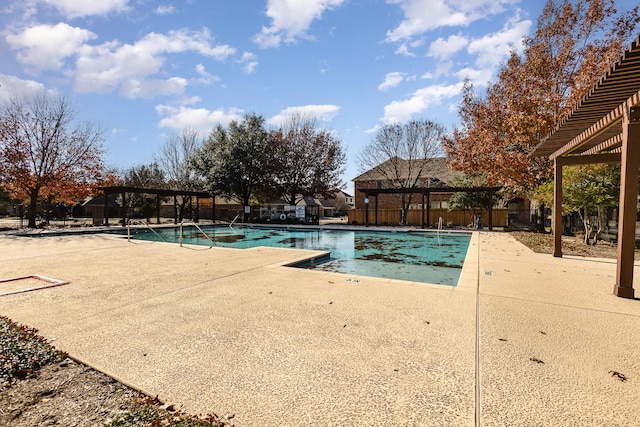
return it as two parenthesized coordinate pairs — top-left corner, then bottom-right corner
(1, 0), (635, 194)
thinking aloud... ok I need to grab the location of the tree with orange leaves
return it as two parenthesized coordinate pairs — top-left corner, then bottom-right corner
(444, 0), (639, 194)
(0, 92), (107, 228)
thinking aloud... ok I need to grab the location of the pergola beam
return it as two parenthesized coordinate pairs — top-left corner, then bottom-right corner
(549, 89), (640, 159)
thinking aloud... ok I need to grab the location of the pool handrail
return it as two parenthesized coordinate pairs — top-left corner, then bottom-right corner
(179, 221), (216, 247)
(229, 213), (241, 228)
(127, 219), (168, 243)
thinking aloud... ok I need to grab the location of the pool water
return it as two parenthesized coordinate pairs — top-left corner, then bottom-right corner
(129, 226), (471, 286)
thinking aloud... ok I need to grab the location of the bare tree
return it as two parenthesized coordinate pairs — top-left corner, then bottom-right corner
(154, 128), (203, 220)
(358, 119), (445, 224)
(155, 128), (202, 190)
(267, 113), (346, 206)
(0, 92), (106, 228)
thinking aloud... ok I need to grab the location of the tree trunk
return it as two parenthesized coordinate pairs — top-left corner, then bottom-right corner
(582, 207), (593, 245)
(28, 190), (38, 228)
(537, 203), (546, 233)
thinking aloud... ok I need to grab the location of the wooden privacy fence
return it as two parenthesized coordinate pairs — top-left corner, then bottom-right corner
(347, 208), (509, 228)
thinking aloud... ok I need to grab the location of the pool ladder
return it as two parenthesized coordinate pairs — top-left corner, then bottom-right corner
(179, 221), (217, 247)
(127, 219), (168, 242)
(437, 216), (443, 246)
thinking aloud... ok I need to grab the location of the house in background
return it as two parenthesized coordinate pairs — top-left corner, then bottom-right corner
(351, 157), (513, 227)
(353, 157), (460, 210)
(320, 190), (354, 216)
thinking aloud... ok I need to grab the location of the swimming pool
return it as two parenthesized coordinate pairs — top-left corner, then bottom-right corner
(127, 225), (471, 286)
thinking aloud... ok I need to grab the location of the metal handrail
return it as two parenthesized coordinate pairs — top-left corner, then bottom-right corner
(127, 219), (167, 242)
(179, 221), (216, 247)
(229, 213), (241, 228)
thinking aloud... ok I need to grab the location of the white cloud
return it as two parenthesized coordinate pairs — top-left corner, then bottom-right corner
(120, 77), (188, 99)
(386, 0), (515, 42)
(428, 34), (468, 61)
(0, 73), (51, 101)
(74, 29), (236, 97)
(194, 63), (220, 85)
(381, 82), (463, 124)
(240, 52), (258, 74)
(155, 4), (176, 15)
(467, 17), (530, 69)
(394, 43), (416, 57)
(253, 0), (345, 48)
(378, 72), (406, 91)
(268, 104), (340, 127)
(156, 104), (244, 134)
(6, 22), (97, 71)
(38, 0), (130, 18)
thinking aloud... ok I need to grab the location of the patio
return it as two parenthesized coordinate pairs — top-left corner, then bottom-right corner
(0, 230), (638, 425)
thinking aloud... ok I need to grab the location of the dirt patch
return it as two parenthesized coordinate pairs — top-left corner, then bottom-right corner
(0, 316), (231, 426)
(509, 231), (620, 259)
(0, 358), (142, 426)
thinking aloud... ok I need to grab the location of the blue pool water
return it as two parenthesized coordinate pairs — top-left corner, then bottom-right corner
(128, 226), (471, 286)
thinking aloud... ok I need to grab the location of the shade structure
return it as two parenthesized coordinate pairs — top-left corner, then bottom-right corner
(531, 35), (640, 298)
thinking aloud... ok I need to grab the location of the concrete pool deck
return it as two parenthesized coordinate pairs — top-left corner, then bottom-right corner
(0, 230), (639, 426)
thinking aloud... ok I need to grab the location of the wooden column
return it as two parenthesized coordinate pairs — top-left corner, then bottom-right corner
(374, 195), (379, 225)
(553, 158), (563, 257)
(104, 190), (109, 226)
(421, 192), (425, 228)
(614, 106), (640, 299)
(156, 194), (161, 224)
(488, 188), (493, 231)
(121, 191), (127, 226)
(173, 195), (178, 224)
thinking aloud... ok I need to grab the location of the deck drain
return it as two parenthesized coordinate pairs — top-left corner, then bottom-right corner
(0, 275), (69, 296)
(484, 270), (493, 276)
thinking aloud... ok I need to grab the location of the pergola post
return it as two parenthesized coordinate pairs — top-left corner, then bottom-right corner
(173, 195), (178, 224)
(488, 188), (493, 231)
(156, 194), (161, 224)
(121, 191), (126, 226)
(104, 189), (109, 226)
(421, 192), (425, 229)
(426, 192), (431, 227)
(553, 158), (563, 257)
(374, 195), (379, 225)
(614, 106), (640, 299)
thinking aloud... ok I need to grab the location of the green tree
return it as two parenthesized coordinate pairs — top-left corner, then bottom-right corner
(266, 114), (346, 206)
(0, 92), (106, 228)
(448, 174), (499, 228)
(532, 164), (620, 245)
(564, 164), (620, 245)
(192, 113), (270, 220)
(119, 163), (166, 221)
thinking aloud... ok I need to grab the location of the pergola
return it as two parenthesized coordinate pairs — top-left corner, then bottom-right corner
(98, 186), (215, 226)
(359, 186), (501, 230)
(530, 35), (640, 299)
